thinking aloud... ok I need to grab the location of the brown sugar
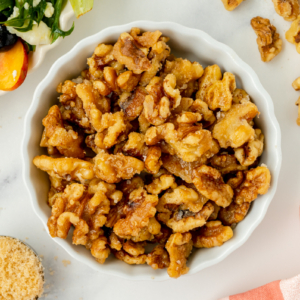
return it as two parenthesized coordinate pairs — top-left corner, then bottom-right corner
(0, 236), (44, 300)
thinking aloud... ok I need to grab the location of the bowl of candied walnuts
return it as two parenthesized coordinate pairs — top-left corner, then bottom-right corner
(22, 21), (281, 280)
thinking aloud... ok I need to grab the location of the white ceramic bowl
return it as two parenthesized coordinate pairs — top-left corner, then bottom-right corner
(22, 21), (282, 281)
(0, 1), (74, 97)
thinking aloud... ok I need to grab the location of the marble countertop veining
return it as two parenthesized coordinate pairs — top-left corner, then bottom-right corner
(1, 0), (300, 299)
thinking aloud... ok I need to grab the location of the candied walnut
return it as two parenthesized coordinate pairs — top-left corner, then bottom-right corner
(204, 72), (236, 111)
(93, 151), (144, 183)
(227, 171), (244, 189)
(140, 40), (170, 86)
(47, 196), (65, 237)
(234, 129), (264, 166)
(130, 28), (162, 48)
(90, 236), (111, 264)
(296, 97), (300, 126)
(113, 32), (151, 74)
(123, 240), (145, 256)
(235, 166), (271, 204)
(232, 88), (250, 104)
(145, 123), (213, 162)
(221, 0), (245, 11)
(196, 65), (222, 101)
(138, 111), (151, 133)
(113, 249), (147, 265)
(41, 105), (84, 158)
(165, 232), (193, 278)
(93, 80), (111, 96)
(119, 87), (147, 121)
(108, 232), (122, 250)
(251, 17), (282, 62)
(117, 71), (141, 92)
(163, 74), (181, 109)
(153, 225), (172, 245)
(163, 58), (204, 88)
(166, 202), (214, 233)
(56, 212), (89, 245)
(189, 99), (216, 127)
(113, 187), (158, 238)
(213, 99), (259, 148)
(193, 220), (233, 248)
(144, 97), (170, 126)
(87, 43), (114, 79)
(192, 165), (233, 207)
(145, 174), (177, 195)
(286, 16), (300, 54)
(146, 245), (170, 270)
(208, 201), (221, 220)
(272, 0), (299, 21)
(292, 77), (300, 91)
(103, 67), (119, 93)
(94, 111), (130, 149)
(162, 154), (207, 183)
(76, 82), (106, 132)
(122, 132), (163, 174)
(176, 111), (202, 124)
(33, 155), (94, 184)
(218, 201), (250, 225)
(210, 153), (247, 174)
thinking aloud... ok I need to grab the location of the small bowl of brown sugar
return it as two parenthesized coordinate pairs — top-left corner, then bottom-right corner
(0, 236), (44, 300)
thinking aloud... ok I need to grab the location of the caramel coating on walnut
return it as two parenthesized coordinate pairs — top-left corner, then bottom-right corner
(147, 245), (170, 270)
(286, 15), (300, 54)
(193, 220), (233, 248)
(213, 99), (259, 148)
(251, 17), (282, 62)
(192, 165), (233, 208)
(234, 129), (264, 167)
(145, 123), (213, 162)
(292, 77), (300, 91)
(91, 236), (111, 264)
(42, 105), (84, 158)
(146, 174), (177, 195)
(163, 58), (204, 88)
(272, 0), (299, 21)
(93, 151), (144, 183)
(113, 32), (151, 74)
(218, 201), (250, 225)
(113, 249), (147, 265)
(235, 166), (271, 205)
(221, 0), (245, 11)
(113, 187), (158, 238)
(210, 153), (247, 174)
(204, 72), (236, 111)
(165, 232), (193, 278)
(33, 155), (94, 184)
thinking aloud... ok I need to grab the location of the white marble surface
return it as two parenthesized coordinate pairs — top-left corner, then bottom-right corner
(1, 0), (300, 299)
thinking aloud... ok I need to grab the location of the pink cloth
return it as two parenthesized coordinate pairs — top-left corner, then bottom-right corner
(219, 275), (300, 300)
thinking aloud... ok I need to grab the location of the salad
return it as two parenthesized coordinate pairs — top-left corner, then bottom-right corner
(0, 0), (93, 91)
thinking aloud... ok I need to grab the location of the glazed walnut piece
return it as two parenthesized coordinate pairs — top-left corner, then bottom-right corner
(251, 17), (282, 62)
(33, 155), (95, 184)
(272, 0), (299, 21)
(192, 165), (234, 208)
(93, 151), (144, 183)
(165, 232), (193, 278)
(163, 57), (204, 88)
(210, 153), (247, 174)
(193, 220), (233, 248)
(234, 129), (264, 167)
(221, 0), (245, 11)
(90, 236), (111, 264)
(286, 15), (300, 54)
(145, 123), (213, 162)
(41, 105), (85, 158)
(146, 245), (170, 270)
(146, 174), (177, 195)
(113, 32), (151, 74)
(213, 99), (259, 148)
(235, 166), (271, 205)
(113, 187), (158, 238)
(204, 72), (236, 111)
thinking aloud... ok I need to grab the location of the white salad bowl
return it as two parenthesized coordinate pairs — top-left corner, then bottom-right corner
(22, 21), (282, 281)
(0, 1), (74, 97)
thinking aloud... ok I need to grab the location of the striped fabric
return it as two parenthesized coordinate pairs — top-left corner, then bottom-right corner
(219, 275), (300, 300)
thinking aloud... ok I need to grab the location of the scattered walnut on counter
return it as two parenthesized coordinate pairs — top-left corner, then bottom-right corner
(221, 0), (245, 11)
(286, 15), (300, 54)
(272, 0), (299, 21)
(251, 16), (282, 62)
